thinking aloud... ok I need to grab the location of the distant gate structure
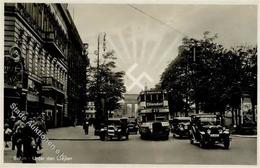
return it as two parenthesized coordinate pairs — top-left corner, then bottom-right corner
(122, 94), (139, 118)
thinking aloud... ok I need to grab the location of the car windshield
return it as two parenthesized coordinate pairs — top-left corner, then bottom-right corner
(146, 114), (155, 122)
(178, 120), (190, 123)
(156, 117), (168, 122)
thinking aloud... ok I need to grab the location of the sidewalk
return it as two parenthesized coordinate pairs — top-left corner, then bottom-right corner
(4, 126), (98, 163)
(46, 125), (99, 140)
(4, 145), (21, 163)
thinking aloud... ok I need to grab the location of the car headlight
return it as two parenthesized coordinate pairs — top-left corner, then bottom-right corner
(118, 129), (121, 132)
(207, 129), (211, 134)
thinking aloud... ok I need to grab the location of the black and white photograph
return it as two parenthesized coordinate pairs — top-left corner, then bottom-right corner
(1, 0), (258, 167)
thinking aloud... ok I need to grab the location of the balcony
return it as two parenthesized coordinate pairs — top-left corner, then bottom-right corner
(42, 76), (64, 95)
(44, 32), (66, 59)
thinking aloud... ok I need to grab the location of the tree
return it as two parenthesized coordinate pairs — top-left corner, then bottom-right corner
(87, 50), (126, 123)
(160, 32), (257, 126)
(229, 46), (257, 124)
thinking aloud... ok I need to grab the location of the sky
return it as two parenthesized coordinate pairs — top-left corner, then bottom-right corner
(67, 4), (257, 94)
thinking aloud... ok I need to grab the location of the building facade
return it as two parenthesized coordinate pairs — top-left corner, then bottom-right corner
(85, 101), (96, 124)
(4, 3), (88, 127)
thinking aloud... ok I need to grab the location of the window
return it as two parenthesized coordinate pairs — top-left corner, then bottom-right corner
(146, 94), (151, 102)
(31, 53), (35, 74)
(37, 55), (41, 77)
(34, 54), (38, 75)
(140, 95), (145, 101)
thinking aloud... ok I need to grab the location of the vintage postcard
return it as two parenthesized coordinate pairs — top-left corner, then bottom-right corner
(1, 0), (258, 167)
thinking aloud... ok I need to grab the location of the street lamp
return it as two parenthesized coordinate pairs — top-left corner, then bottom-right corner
(95, 32), (107, 129)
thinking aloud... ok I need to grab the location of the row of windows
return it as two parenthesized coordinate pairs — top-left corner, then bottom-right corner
(15, 24), (66, 83)
(139, 94), (164, 102)
(17, 3), (68, 56)
(20, 38), (67, 84)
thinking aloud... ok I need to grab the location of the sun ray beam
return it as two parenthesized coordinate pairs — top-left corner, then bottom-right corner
(131, 23), (137, 63)
(153, 34), (182, 70)
(139, 18), (150, 63)
(147, 30), (165, 65)
(106, 34), (130, 67)
(118, 27), (133, 62)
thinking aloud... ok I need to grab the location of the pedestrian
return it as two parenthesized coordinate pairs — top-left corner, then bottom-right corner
(13, 118), (26, 158)
(4, 123), (12, 148)
(22, 117), (37, 163)
(12, 118), (21, 151)
(83, 120), (89, 135)
(35, 117), (47, 150)
(45, 113), (51, 132)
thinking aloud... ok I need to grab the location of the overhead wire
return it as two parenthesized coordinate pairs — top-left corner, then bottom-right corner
(127, 4), (191, 38)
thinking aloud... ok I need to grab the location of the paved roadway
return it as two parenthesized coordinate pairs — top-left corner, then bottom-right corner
(4, 126), (257, 165)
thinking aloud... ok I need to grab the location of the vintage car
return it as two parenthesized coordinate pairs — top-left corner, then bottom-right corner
(171, 117), (191, 138)
(128, 122), (139, 134)
(99, 118), (129, 141)
(189, 114), (231, 149)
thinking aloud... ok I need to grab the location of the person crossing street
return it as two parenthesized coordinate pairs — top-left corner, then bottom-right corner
(83, 119), (89, 135)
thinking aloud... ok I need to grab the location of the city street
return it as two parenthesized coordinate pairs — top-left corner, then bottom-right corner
(3, 3), (257, 167)
(5, 126), (256, 165)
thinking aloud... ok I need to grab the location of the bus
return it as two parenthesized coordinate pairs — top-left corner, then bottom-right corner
(137, 90), (170, 140)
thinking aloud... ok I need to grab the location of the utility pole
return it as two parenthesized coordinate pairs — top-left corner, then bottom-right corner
(193, 46), (199, 114)
(95, 33), (101, 129)
(95, 32), (106, 130)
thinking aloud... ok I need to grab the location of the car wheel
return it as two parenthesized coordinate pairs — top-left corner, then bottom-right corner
(100, 134), (105, 141)
(199, 141), (205, 148)
(117, 135), (121, 140)
(126, 134), (129, 140)
(190, 132), (195, 144)
(190, 138), (194, 144)
(224, 140), (230, 149)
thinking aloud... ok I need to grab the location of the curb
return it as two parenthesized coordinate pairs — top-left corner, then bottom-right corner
(48, 138), (99, 141)
(231, 134), (257, 138)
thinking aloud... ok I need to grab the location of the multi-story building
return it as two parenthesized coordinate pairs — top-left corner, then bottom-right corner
(85, 101), (96, 124)
(4, 3), (88, 127)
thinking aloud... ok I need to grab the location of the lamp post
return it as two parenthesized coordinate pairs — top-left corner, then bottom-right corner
(95, 32), (107, 129)
(192, 43), (199, 114)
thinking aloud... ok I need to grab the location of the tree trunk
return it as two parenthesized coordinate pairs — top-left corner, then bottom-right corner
(234, 108), (238, 126)
(231, 107), (234, 125)
(252, 104), (256, 123)
(195, 100), (199, 114)
(251, 95), (256, 123)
